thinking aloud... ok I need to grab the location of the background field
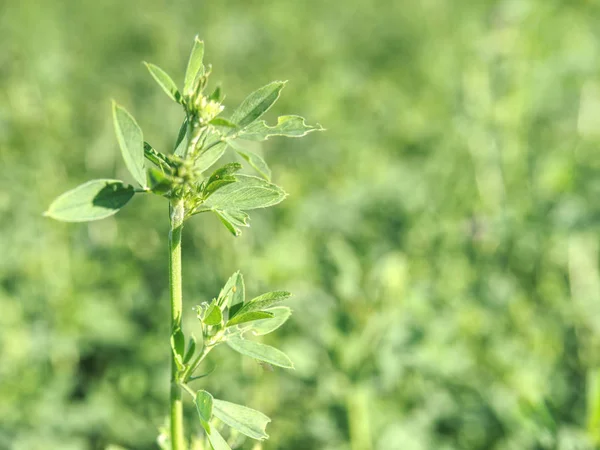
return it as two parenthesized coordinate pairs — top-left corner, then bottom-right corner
(2, 0), (600, 449)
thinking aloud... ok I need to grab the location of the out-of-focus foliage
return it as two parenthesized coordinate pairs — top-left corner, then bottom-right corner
(2, 0), (600, 449)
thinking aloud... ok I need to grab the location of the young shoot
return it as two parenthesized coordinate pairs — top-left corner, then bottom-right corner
(45, 37), (323, 450)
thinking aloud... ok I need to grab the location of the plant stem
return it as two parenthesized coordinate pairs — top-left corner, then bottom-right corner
(169, 199), (186, 450)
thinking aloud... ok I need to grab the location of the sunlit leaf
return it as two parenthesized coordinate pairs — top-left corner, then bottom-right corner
(144, 62), (182, 103)
(206, 426), (231, 450)
(234, 291), (291, 316)
(226, 336), (294, 369)
(201, 175), (286, 211)
(226, 311), (274, 327)
(112, 102), (147, 187)
(230, 81), (286, 128)
(212, 398), (271, 440)
(203, 300), (223, 326)
(174, 118), (188, 156)
(195, 390), (214, 433)
(238, 115), (324, 141)
(184, 37), (205, 96)
(229, 141), (271, 181)
(45, 179), (134, 222)
(249, 307), (292, 336)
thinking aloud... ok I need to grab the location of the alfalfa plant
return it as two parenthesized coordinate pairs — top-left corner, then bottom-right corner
(45, 37), (323, 450)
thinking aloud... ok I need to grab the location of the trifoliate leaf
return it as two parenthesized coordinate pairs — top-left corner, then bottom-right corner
(112, 102), (147, 188)
(212, 399), (271, 440)
(226, 336), (294, 369)
(45, 179), (134, 222)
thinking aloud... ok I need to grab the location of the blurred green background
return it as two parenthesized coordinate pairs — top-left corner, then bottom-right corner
(2, 0), (600, 449)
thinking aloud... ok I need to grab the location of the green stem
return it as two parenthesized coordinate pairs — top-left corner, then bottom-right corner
(169, 199), (186, 450)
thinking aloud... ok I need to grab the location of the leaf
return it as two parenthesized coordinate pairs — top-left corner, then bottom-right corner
(183, 335), (197, 364)
(226, 336), (294, 369)
(112, 102), (147, 187)
(201, 175), (287, 211)
(217, 272), (244, 308)
(208, 85), (222, 102)
(144, 62), (182, 103)
(148, 167), (174, 195)
(215, 211), (242, 237)
(195, 140), (228, 174)
(45, 179), (134, 222)
(210, 117), (238, 129)
(171, 327), (185, 370)
(204, 163), (242, 197)
(214, 209), (250, 237)
(230, 81), (286, 128)
(234, 291), (292, 316)
(229, 141), (271, 180)
(212, 399), (271, 440)
(206, 427), (231, 450)
(174, 118), (188, 156)
(249, 306), (292, 336)
(203, 300), (223, 326)
(195, 390), (214, 433)
(184, 37), (205, 96)
(226, 311), (274, 327)
(230, 271), (245, 308)
(238, 115), (324, 141)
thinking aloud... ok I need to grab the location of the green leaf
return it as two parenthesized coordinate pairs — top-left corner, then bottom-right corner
(201, 175), (287, 211)
(226, 336), (294, 369)
(215, 211), (242, 236)
(213, 209), (250, 237)
(183, 335), (197, 364)
(203, 300), (223, 326)
(195, 390), (214, 433)
(230, 271), (245, 308)
(45, 179), (134, 222)
(171, 327), (185, 370)
(184, 37), (205, 96)
(148, 167), (174, 195)
(234, 291), (292, 316)
(144, 62), (182, 103)
(212, 399), (271, 440)
(230, 81), (286, 128)
(174, 118), (188, 156)
(195, 140), (228, 174)
(229, 142), (271, 181)
(208, 85), (222, 102)
(249, 306), (292, 336)
(239, 115), (324, 141)
(112, 102), (147, 188)
(206, 427), (231, 450)
(210, 117), (238, 129)
(217, 272), (244, 308)
(226, 311), (274, 327)
(204, 163), (242, 197)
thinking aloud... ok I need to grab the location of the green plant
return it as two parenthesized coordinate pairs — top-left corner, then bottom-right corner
(44, 37), (322, 450)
